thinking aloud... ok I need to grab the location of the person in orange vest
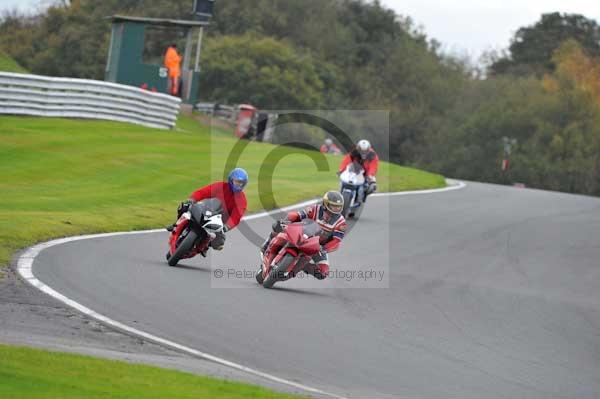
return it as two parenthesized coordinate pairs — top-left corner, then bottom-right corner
(164, 43), (182, 96)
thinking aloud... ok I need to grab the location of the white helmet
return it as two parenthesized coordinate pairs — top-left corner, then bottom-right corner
(357, 139), (371, 156)
(324, 138), (333, 146)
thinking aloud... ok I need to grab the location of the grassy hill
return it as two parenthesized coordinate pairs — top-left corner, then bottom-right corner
(0, 50), (28, 73)
(0, 114), (444, 270)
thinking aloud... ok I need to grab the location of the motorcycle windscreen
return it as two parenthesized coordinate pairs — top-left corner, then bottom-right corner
(284, 223), (305, 246)
(301, 220), (321, 237)
(297, 236), (321, 255)
(203, 198), (223, 214)
(191, 198), (223, 222)
(349, 161), (364, 174)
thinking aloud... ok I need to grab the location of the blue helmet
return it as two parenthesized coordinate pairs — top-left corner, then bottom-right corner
(228, 168), (248, 193)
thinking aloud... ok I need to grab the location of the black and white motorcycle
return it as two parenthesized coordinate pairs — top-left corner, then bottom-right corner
(339, 162), (367, 219)
(166, 198), (224, 266)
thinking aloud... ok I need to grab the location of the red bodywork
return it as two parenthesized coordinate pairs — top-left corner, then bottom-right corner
(261, 222), (322, 282)
(168, 216), (210, 260)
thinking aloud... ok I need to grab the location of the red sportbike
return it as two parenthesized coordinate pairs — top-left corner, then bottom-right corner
(166, 198), (224, 266)
(256, 219), (322, 288)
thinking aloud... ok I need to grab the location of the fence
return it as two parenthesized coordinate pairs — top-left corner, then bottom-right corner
(194, 102), (236, 122)
(0, 72), (180, 129)
(194, 102), (278, 142)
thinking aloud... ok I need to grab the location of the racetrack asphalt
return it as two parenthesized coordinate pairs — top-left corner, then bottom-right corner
(29, 182), (600, 399)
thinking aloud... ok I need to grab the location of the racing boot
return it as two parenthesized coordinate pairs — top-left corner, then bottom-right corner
(303, 262), (329, 280)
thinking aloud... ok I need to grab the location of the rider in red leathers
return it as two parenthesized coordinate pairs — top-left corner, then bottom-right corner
(261, 191), (347, 280)
(338, 139), (379, 201)
(320, 138), (341, 155)
(167, 168), (248, 253)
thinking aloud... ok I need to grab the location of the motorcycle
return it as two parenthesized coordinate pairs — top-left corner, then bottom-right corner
(256, 219), (322, 288)
(339, 162), (366, 219)
(166, 198), (224, 266)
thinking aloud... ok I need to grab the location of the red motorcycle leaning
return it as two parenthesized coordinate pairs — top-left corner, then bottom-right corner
(256, 219), (322, 288)
(166, 198), (224, 267)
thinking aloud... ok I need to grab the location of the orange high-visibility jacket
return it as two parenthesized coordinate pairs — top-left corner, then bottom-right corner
(164, 46), (182, 78)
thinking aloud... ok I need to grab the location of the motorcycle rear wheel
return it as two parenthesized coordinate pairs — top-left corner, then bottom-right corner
(262, 253), (294, 289)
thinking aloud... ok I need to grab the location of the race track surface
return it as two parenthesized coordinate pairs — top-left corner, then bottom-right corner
(31, 182), (600, 399)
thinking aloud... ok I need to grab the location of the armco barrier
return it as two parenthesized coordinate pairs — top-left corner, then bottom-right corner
(0, 72), (180, 129)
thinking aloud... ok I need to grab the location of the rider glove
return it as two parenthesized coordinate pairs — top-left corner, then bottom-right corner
(273, 219), (288, 232)
(177, 200), (193, 216)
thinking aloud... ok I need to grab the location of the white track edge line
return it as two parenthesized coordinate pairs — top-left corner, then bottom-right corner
(16, 180), (466, 399)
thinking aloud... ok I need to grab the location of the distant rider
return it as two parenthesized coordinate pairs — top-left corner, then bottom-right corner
(261, 191), (347, 280)
(167, 168), (248, 253)
(338, 139), (379, 201)
(320, 138), (341, 155)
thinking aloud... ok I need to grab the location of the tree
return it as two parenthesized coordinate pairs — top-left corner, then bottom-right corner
(490, 12), (600, 76)
(524, 40), (600, 194)
(198, 34), (332, 109)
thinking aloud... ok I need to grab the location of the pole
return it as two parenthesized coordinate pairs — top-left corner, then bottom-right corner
(194, 26), (204, 72)
(501, 136), (517, 184)
(183, 27), (193, 71)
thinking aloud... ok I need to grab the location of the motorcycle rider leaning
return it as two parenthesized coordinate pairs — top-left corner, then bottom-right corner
(261, 191), (347, 280)
(338, 139), (379, 202)
(167, 168), (248, 254)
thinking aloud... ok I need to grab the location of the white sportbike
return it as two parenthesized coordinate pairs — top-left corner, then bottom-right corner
(339, 162), (371, 219)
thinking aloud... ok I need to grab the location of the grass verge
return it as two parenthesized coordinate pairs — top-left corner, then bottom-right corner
(0, 344), (308, 399)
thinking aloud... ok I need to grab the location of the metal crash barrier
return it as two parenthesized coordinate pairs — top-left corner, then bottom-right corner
(0, 72), (180, 129)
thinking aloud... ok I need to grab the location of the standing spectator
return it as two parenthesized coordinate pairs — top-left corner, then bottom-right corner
(164, 43), (182, 96)
(320, 138), (341, 155)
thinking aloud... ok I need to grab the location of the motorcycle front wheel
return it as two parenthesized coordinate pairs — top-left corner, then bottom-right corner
(262, 253), (294, 289)
(255, 267), (264, 284)
(341, 190), (353, 218)
(168, 230), (198, 266)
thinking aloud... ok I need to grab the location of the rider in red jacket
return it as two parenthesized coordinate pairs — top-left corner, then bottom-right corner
(189, 181), (247, 232)
(320, 138), (341, 155)
(338, 139), (379, 201)
(167, 168), (248, 251)
(261, 191), (347, 280)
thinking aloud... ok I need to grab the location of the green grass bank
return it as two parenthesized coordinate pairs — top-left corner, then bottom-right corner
(0, 344), (308, 399)
(0, 115), (444, 269)
(0, 50), (28, 73)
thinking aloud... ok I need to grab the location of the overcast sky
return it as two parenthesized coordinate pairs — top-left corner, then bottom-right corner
(381, 0), (600, 59)
(1, 0), (600, 60)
